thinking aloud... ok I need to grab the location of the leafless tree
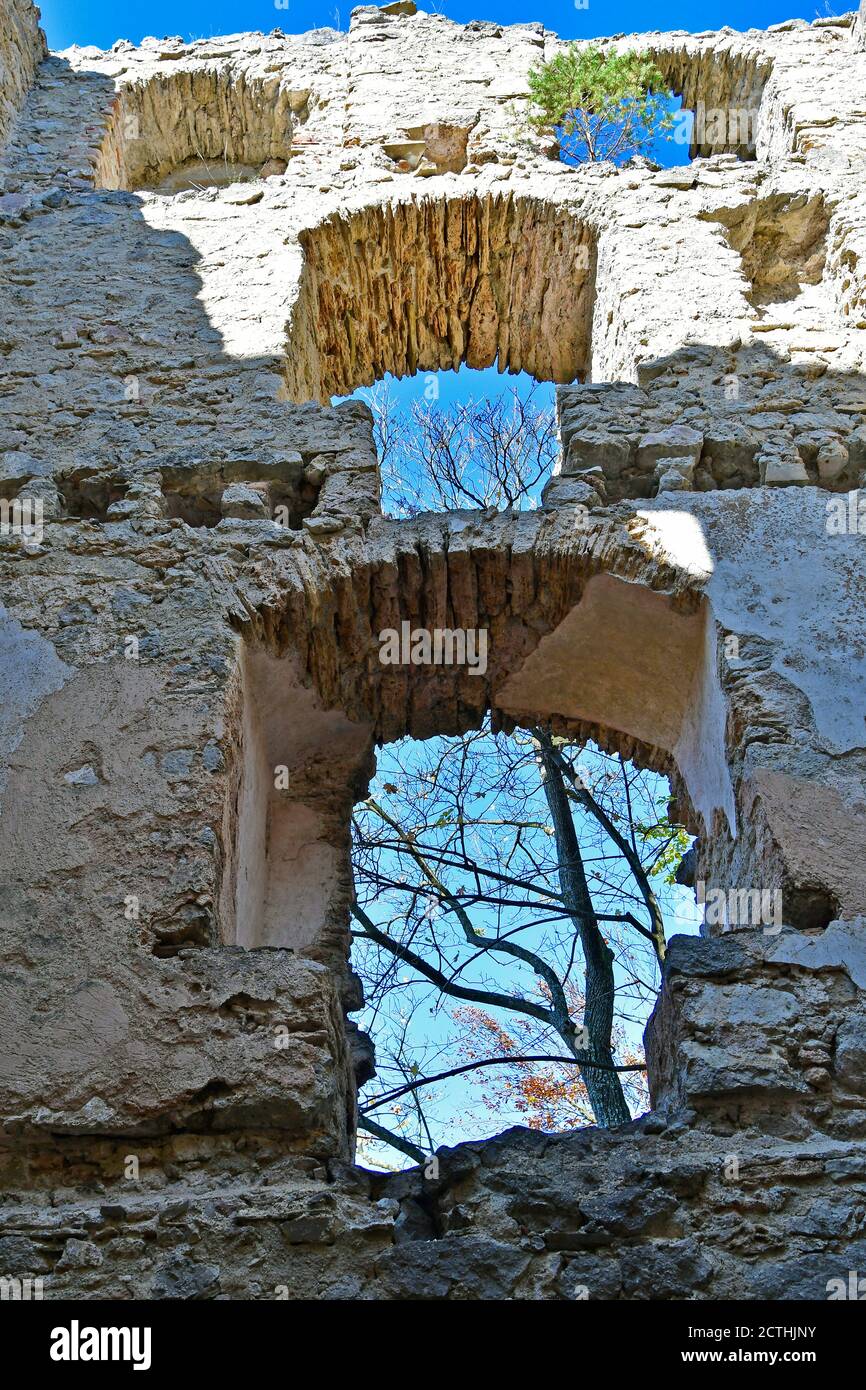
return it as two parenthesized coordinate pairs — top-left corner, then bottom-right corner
(350, 384), (687, 1162)
(364, 379), (559, 515)
(351, 723), (687, 1161)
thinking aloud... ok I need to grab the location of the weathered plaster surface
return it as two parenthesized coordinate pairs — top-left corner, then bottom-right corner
(639, 488), (866, 755)
(0, 605), (71, 804)
(768, 917), (866, 989)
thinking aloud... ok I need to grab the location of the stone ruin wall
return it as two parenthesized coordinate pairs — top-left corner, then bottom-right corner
(0, 0), (43, 147)
(1, 0), (866, 1299)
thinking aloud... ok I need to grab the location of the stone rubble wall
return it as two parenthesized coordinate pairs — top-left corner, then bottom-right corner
(0, 0), (44, 151)
(2, 3), (866, 1300)
(4, 925), (866, 1300)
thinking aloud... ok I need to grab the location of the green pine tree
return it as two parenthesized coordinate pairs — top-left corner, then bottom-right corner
(527, 45), (675, 164)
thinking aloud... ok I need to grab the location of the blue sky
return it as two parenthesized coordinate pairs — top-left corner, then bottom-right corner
(41, 0), (835, 53)
(344, 365), (549, 415)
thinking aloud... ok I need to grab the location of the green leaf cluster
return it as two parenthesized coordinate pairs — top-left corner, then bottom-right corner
(527, 45), (675, 163)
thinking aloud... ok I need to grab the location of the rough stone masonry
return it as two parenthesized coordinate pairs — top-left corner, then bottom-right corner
(1, 0), (866, 1299)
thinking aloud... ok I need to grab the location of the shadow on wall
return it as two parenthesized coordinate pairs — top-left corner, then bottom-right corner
(0, 59), (377, 533)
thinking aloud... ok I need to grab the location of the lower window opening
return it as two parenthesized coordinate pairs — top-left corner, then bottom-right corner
(350, 718), (698, 1171)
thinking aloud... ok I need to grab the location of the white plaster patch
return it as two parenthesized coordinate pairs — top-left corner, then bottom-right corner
(767, 918), (866, 990)
(64, 764), (99, 786)
(634, 508), (716, 581)
(674, 612), (737, 837)
(640, 491), (866, 754)
(0, 606), (72, 808)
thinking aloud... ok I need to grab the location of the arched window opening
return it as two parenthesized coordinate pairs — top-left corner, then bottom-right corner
(221, 532), (734, 1167)
(351, 721), (698, 1170)
(284, 194), (597, 404)
(526, 42), (766, 169)
(96, 71), (298, 191)
(650, 46), (771, 161)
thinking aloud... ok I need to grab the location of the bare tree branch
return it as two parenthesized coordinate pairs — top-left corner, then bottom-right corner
(547, 742), (667, 963)
(351, 899), (553, 1026)
(362, 1052), (647, 1114)
(357, 1114), (427, 1164)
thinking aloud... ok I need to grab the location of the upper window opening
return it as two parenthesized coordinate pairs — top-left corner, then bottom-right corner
(526, 44), (695, 170)
(336, 365), (559, 516)
(557, 92), (692, 168)
(95, 73), (298, 192)
(284, 194), (596, 404)
(649, 46), (770, 161)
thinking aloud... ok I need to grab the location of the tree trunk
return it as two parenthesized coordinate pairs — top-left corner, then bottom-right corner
(535, 735), (631, 1128)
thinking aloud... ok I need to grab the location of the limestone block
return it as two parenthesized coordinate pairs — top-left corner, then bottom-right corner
(123, 480), (168, 519)
(648, 939), (809, 1114)
(221, 482), (271, 520)
(564, 433), (631, 477)
(767, 918), (866, 991)
(17, 476), (61, 519)
(816, 437), (849, 483)
(637, 425), (703, 468)
(654, 456), (696, 492)
(835, 1011), (866, 1094)
(540, 476), (603, 509)
(653, 166), (697, 189)
(758, 442), (810, 485)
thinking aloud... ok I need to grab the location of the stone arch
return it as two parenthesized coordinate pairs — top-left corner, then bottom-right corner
(95, 68), (302, 190)
(202, 485), (866, 1164)
(217, 512), (736, 972)
(219, 480), (866, 978)
(282, 192), (598, 403)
